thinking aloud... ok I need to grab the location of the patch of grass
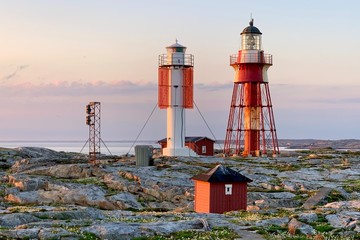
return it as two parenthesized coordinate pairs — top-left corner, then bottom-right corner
(104, 188), (121, 197)
(62, 226), (100, 240)
(74, 177), (103, 185)
(79, 231), (100, 240)
(342, 179), (360, 193)
(327, 190), (346, 203)
(268, 164), (301, 172)
(133, 227), (238, 240)
(227, 209), (292, 222)
(264, 225), (288, 234)
(107, 216), (159, 223)
(314, 223), (335, 232)
(58, 177), (106, 188)
(316, 214), (328, 223)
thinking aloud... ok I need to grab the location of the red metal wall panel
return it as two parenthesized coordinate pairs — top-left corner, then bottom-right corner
(235, 64), (264, 83)
(209, 182), (247, 213)
(183, 68), (193, 108)
(194, 180), (210, 213)
(158, 68), (170, 109)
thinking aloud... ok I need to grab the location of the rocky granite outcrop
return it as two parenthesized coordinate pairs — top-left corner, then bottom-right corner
(0, 147), (359, 239)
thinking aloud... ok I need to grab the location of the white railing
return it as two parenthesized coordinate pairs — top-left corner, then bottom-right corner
(230, 53), (272, 65)
(158, 54), (194, 66)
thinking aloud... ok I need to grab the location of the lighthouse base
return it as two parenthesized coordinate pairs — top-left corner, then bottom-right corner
(162, 147), (198, 157)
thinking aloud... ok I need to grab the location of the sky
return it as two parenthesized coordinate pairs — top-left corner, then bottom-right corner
(1, 0), (360, 142)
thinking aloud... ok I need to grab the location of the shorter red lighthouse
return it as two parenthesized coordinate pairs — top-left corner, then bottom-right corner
(224, 19), (279, 157)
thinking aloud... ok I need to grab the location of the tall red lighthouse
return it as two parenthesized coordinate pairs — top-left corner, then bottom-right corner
(224, 19), (279, 157)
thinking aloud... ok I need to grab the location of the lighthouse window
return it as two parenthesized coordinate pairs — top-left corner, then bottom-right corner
(225, 184), (232, 195)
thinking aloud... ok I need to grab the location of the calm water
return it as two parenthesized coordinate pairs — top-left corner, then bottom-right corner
(0, 140), (161, 156)
(0, 141), (316, 156)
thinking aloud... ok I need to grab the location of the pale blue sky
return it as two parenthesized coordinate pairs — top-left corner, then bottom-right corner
(0, 0), (360, 141)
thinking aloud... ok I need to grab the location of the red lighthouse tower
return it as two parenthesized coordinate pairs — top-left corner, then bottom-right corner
(224, 19), (279, 157)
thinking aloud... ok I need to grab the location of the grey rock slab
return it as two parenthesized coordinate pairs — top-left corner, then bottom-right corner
(255, 217), (289, 227)
(107, 192), (143, 210)
(323, 200), (360, 209)
(103, 173), (128, 191)
(82, 220), (203, 240)
(298, 212), (318, 223)
(8, 174), (49, 191)
(38, 228), (80, 240)
(32, 207), (106, 221)
(206, 216), (265, 240)
(325, 211), (360, 230)
(23, 164), (105, 179)
(16, 147), (68, 159)
(302, 187), (332, 210)
(6, 184), (118, 210)
(266, 192), (296, 199)
(326, 214), (344, 228)
(329, 169), (360, 181)
(288, 218), (315, 235)
(0, 213), (41, 227)
(0, 228), (39, 240)
(278, 168), (327, 181)
(281, 180), (299, 192)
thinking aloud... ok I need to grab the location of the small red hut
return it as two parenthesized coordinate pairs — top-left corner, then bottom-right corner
(158, 136), (215, 156)
(191, 165), (252, 213)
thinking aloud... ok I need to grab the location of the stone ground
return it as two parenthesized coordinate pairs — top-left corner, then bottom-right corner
(0, 147), (359, 239)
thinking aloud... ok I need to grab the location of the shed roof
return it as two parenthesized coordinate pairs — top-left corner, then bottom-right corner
(158, 136), (215, 144)
(191, 164), (252, 183)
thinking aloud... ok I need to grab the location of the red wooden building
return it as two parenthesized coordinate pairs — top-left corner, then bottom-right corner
(158, 136), (215, 156)
(191, 165), (252, 213)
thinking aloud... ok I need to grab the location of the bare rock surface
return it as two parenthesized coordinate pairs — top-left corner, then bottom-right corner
(302, 187), (332, 210)
(0, 146), (359, 239)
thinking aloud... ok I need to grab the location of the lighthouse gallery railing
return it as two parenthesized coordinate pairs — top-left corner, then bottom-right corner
(230, 53), (272, 65)
(158, 54), (194, 67)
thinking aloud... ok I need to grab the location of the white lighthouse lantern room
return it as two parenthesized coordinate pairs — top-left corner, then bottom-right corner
(158, 40), (197, 157)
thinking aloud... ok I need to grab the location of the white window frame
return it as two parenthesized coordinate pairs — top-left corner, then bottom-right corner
(225, 184), (232, 195)
(202, 145), (206, 154)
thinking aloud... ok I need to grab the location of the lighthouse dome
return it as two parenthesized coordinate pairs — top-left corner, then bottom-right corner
(241, 19), (262, 35)
(166, 40), (187, 53)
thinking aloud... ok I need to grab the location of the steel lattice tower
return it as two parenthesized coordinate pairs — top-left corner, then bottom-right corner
(86, 102), (101, 160)
(224, 19), (279, 157)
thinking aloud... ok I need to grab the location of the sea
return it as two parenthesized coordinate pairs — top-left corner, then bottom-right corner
(0, 141), (315, 156)
(0, 140), (162, 156)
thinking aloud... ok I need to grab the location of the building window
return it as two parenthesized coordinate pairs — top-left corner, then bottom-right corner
(202, 145), (206, 154)
(225, 184), (232, 195)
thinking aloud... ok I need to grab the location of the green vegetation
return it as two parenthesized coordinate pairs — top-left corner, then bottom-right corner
(227, 209), (293, 222)
(263, 231), (358, 240)
(132, 227), (238, 240)
(267, 164), (301, 172)
(342, 179), (360, 193)
(63, 225), (100, 240)
(107, 216), (159, 223)
(326, 190), (346, 203)
(313, 223), (335, 232)
(74, 177), (103, 186)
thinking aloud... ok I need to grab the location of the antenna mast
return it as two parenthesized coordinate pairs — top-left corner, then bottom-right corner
(86, 102), (101, 161)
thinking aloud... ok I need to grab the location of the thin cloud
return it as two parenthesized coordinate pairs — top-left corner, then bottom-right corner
(0, 80), (157, 97)
(2, 65), (29, 81)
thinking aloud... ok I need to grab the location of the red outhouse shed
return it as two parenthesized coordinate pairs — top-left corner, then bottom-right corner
(191, 164), (252, 213)
(158, 136), (215, 156)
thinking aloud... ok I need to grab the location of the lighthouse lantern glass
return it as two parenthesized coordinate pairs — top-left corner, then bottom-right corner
(242, 33), (261, 50)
